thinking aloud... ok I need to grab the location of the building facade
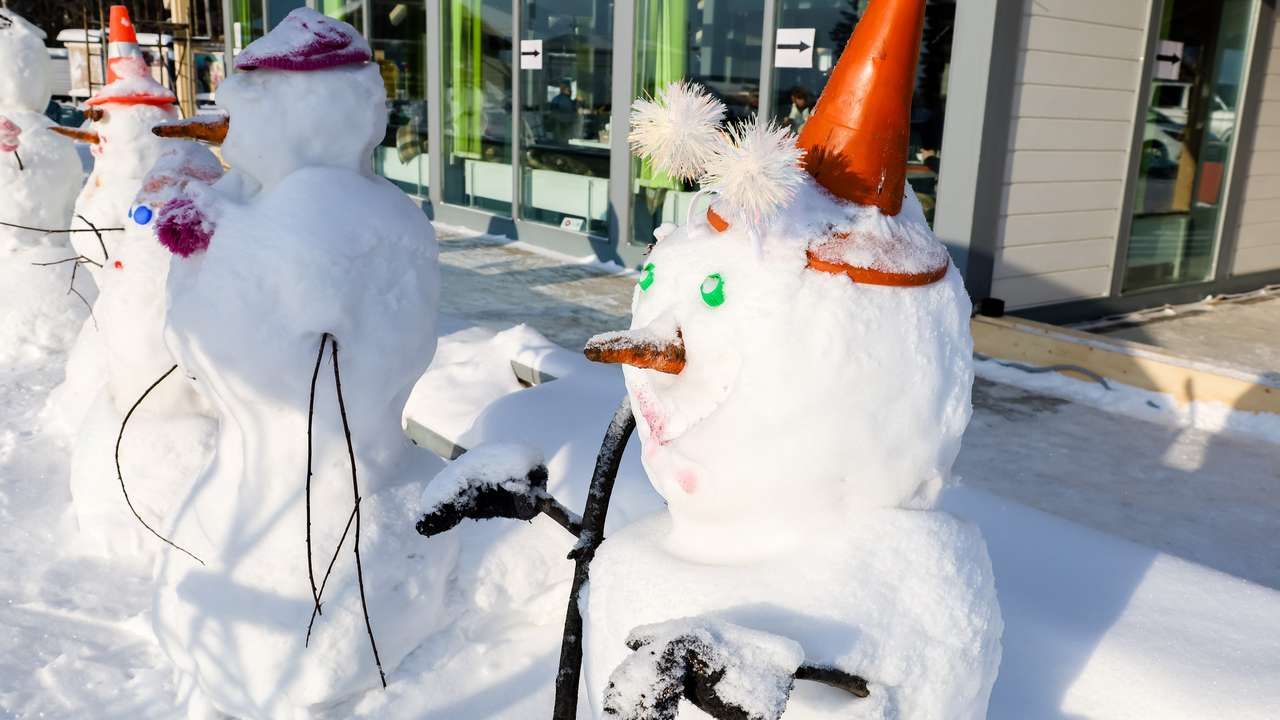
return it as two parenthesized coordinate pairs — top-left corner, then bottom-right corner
(222, 0), (1280, 321)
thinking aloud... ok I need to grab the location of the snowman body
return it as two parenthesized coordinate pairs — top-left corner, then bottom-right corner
(0, 10), (90, 365)
(583, 182), (1002, 719)
(67, 145), (221, 567)
(151, 53), (458, 718)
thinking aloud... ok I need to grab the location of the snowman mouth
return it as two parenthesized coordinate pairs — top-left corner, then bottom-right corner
(624, 346), (739, 446)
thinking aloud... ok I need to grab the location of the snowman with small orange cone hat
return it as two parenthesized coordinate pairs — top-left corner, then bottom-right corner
(580, 1), (1001, 717)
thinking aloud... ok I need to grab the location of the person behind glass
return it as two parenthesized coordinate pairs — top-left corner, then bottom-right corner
(785, 86), (812, 134)
(548, 78), (579, 144)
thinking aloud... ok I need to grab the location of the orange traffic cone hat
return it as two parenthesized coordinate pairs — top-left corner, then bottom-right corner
(797, 0), (924, 216)
(85, 6), (176, 107)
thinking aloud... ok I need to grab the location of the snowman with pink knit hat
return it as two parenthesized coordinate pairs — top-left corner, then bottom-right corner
(149, 10), (457, 718)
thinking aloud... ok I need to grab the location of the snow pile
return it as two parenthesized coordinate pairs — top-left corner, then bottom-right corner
(0, 9), (89, 367)
(150, 16), (459, 715)
(604, 617), (804, 720)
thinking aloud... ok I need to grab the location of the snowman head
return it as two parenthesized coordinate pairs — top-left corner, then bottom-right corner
(587, 0), (971, 555)
(211, 8), (384, 192)
(0, 10), (53, 113)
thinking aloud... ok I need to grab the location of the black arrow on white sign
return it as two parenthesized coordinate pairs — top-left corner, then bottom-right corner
(776, 40), (811, 52)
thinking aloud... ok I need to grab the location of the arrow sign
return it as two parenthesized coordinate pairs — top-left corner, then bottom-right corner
(1155, 40), (1182, 81)
(520, 39), (543, 70)
(775, 28), (816, 69)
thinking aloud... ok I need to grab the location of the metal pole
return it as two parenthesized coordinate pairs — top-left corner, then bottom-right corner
(426, 0), (443, 205)
(511, 0), (523, 221)
(758, 0), (777, 121)
(607, 0), (636, 256)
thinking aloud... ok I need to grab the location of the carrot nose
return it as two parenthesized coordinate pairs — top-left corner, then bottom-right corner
(152, 115), (229, 145)
(584, 328), (686, 374)
(49, 126), (100, 144)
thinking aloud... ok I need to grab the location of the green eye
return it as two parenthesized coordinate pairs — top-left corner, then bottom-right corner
(700, 273), (725, 307)
(638, 263), (655, 291)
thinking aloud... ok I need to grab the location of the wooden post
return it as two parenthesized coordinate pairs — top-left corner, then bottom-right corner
(169, 0), (198, 117)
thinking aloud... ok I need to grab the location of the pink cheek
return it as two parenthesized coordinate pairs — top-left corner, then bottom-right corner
(675, 470), (698, 494)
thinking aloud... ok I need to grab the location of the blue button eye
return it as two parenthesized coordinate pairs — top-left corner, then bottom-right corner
(132, 205), (153, 225)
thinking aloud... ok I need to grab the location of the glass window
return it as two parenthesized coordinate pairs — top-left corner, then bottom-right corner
(518, 0), (614, 236)
(769, 0), (954, 225)
(230, 0), (265, 57)
(322, 0), (366, 35)
(442, 0), (514, 215)
(630, 0), (765, 246)
(1122, 0), (1254, 292)
(370, 0), (429, 197)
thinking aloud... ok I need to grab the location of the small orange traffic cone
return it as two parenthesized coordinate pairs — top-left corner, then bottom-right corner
(797, 0), (925, 216)
(105, 5), (145, 84)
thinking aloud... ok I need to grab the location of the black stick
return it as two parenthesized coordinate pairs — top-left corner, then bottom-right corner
(0, 219), (124, 234)
(13, 150), (22, 171)
(306, 504), (357, 647)
(76, 214), (110, 262)
(305, 333), (328, 617)
(552, 396), (636, 720)
(331, 338), (387, 689)
(67, 260), (97, 330)
(795, 664), (870, 698)
(115, 364), (205, 566)
(31, 254), (103, 269)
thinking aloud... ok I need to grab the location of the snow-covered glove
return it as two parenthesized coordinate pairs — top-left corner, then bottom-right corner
(603, 618), (805, 720)
(417, 443), (579, 537)
(0, 116), (20, 153)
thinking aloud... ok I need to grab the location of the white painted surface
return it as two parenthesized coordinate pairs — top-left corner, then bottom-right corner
(1234, 13), (1280, 276)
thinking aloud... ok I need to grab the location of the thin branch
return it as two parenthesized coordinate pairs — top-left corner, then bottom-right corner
(13, 150), (22, 171)
(331, 337), (387, 689)
(67, 261), (97, 330)
(536, 494), (583, 537)
(306, 504), (356, 647)
(31, 254), (103, 269)
(76, 213), (110, 262)
(115, 364), (205, 566)
(795, 664), (870, 699)
(305, 333), (328, 617)
(0, 219), (124, 234)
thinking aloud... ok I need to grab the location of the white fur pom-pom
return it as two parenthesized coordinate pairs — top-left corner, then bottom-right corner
(700, 116), (805, 223)
(629, 81), (727, 181)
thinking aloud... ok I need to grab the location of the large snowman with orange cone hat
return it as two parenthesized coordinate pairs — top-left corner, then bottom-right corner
(46, 5), (194, 433)
(581, 1), (1001, 717)
(0, 9), (87, 365)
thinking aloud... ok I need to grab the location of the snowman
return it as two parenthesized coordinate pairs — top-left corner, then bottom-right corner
(149, 10), (457, 718)
(0, 9), (89, 366)
(45, 5), (190, 433)
(54, 5), (184, 280)
(578, 1), (1002, 717)
(66, 144), (223, 567)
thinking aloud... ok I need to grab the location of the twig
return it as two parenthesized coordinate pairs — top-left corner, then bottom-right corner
(0, 219), (124, 234)
(331, 337), (387, 688)
(13, 150), (22, 171)
(305, 333), (328, 617)
(76, 214), (110, 262)
(115, 364), (205, 565)
(306, 504), (356, 647)
(552, 396), (636, 720)
(31, 254), (103, 268)
(67, 261), (97, 330)
(795, 664), (870, 698)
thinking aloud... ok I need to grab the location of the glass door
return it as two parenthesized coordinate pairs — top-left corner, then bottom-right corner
(442, 0), (514, 215)
(1121, 0), (1255, 292)
(768, 0), (954, 225)
(370, 0), (429, 197)
(630, 0), (765, 246)
(517, 0), (614, 236)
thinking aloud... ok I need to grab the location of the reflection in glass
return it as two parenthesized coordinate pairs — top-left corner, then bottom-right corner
(322, 0), (366, 35)
(770, 0), (953, 225)
(371, 0), (429, 196)
(443, 0), (514, 215)
(229, 0), (264, 56)
(519, 0), (614, 236)
(1123, 0), (1252, 292)
(631, 0), (765, 246)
